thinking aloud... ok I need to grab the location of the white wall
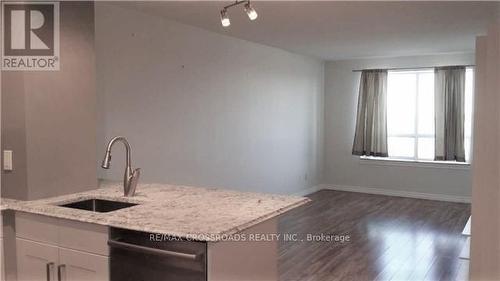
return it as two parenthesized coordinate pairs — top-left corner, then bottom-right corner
(1, 2), (97, 200)
(470, 29), (500, 280)
(95, 4), (324, 195)
(324, 53), (474, 199)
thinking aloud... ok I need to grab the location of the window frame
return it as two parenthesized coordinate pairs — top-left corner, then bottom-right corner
(361, 67), (473, 166)
(359, 156), (470, 169)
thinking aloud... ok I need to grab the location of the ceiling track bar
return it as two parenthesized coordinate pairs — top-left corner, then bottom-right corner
(352, 64), (475, 72)
(223, 0), (249, 10)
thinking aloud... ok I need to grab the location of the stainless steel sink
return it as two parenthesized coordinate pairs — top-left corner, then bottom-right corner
(58, 199), (138, 213)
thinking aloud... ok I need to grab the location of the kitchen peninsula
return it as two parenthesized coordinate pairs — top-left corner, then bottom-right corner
(2, 183), (309, 281)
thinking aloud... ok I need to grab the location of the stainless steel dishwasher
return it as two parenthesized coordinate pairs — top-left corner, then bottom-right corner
(108, 228), (207, 281)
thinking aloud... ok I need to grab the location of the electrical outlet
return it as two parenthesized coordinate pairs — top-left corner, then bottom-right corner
(3, 150), (13, 171)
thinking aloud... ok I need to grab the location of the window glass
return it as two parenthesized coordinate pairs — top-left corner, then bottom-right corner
(417, 73), (434, 135)
(384, 68), (474, 163)
(464, 68), (474, 162)
(387, 73), (416, 135)
(417, 137), (434, 160)
(388, 137), (415, 158)
(464, 69), (474, 138)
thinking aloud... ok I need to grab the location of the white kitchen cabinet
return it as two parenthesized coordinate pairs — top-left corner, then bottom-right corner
(207, 217), (278, 281)
(16, 238), (59, 281)
(16, 238), (109, 281)
(15, 212), (109, 281)
(59, 248), (108, 281)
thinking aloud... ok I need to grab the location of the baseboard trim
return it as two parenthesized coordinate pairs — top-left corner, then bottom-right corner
(319, 184), (471, 203)
(293, 185), (323, 196)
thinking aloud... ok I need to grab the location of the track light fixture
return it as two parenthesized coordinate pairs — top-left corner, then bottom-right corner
(219, 0), (258, 28)
(220, 9), (230, 27)
(244, 2), (258, 21)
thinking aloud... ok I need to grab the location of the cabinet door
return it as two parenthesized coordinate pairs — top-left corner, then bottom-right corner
(58, 247), (109, 281)
(16, 238), (59, 281)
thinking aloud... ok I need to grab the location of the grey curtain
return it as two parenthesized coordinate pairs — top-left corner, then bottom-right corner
(434, 66), (466, 162)
(352, 70), (388, 157)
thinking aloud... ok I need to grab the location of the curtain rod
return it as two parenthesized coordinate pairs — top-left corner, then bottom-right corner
(352, 65), (475, 72)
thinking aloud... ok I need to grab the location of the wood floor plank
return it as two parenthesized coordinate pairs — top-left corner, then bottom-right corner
(278, 190), (470, 281)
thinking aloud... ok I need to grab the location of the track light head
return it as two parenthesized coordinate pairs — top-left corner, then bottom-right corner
(244, 2), (258, 21)
(220, 9), (230, 27)
(219, 1), (257, 27)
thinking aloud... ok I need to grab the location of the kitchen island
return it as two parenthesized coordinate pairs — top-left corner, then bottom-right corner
(2, 183), (309, 281)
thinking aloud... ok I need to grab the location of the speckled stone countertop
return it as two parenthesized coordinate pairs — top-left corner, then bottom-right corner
(3, 183), (310, 241)
(1, 198), (19, 211)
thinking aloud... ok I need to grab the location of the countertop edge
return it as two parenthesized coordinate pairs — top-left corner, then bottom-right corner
(1, 187), (311, 242)
(4, 198), (311, 242)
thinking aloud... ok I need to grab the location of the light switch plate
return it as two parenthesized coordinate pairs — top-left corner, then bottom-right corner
(3, 150), (13, 171)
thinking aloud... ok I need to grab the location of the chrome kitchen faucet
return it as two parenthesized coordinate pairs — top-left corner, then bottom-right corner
(101, 136), (141, 197)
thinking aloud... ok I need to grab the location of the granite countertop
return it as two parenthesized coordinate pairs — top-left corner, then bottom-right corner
(3, 183), (310, 241)
(1, 198), (19, 211)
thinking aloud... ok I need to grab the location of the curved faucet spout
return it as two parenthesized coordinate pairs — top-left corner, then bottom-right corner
(101, 136), (140, 197)
(102, 136), (131, 169)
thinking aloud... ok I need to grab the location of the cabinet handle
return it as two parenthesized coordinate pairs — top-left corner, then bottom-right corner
(46, 262), (55, 281)
(57, 264), (66, 281)
(108, 239), (200, 260)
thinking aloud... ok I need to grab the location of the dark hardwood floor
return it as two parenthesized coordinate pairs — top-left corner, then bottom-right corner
(277, 190), (471, 281)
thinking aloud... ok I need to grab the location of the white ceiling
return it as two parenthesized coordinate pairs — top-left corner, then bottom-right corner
(116, 1), (498, 60)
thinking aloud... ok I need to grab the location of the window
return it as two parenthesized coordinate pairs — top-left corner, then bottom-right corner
(386, 68), (474, 162)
